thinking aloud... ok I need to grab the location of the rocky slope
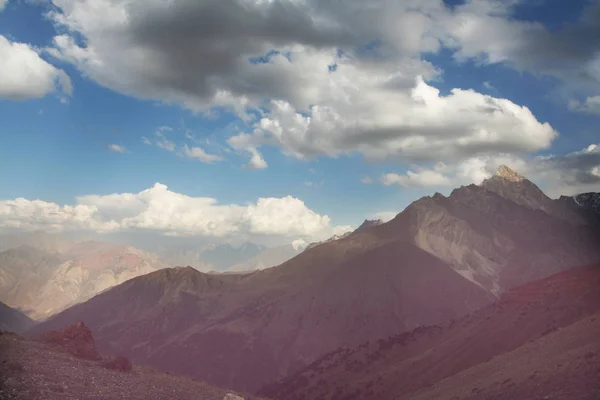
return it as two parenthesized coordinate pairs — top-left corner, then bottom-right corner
(0, 302), (34, 333)
(28, 245), (493, 393)
(407, 314), (600, 400)
(481, 165), (596, 225)
(0, 236), (166, 320)
(26, 166), (600, 393)
(261, 263), (600, 400)
(0, 324), (258, 400)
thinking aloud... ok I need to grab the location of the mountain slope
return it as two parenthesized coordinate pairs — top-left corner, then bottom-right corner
(380, 181), (600, 295)
(0, 237), (165, 319)
(481, 165), (593, 225)
(0, 329), (260, 400)
(406, 313), (600, 400)
(28, 243), (493, 393)
(0, 301), (35, 333)
(261, 263), (600, 400)
(25, 166), (600, 393)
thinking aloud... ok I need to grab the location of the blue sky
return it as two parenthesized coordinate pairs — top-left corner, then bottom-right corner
(0, 0), (599, 245)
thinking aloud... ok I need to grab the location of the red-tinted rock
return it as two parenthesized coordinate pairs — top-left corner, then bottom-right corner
(40, 321), (100, 360)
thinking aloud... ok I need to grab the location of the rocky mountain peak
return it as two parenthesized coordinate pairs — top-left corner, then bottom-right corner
(354, 219), (384, 233)
(495, 165), (526, 182)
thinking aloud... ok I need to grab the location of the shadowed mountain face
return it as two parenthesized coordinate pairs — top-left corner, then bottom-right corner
(0, 235), (166, 320)
(27, 167), (600, 393)
(261, 264), (600, 400)
(0, 301), (34, 333)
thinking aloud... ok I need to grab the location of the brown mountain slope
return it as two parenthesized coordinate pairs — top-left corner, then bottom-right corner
(0, 329), (259, 400)
(24, 168), (600, 393)
(260, 263), (600, 400)
(406, 313), (600, 400)
(27, 242), (493, 393)
(0, 301), (34, 333)
(373, 182), (600, 295)
(0, 238), (165, 320)
(480, 165), (589, 225)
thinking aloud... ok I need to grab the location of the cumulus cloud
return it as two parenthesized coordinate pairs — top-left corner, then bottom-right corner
(182, 145), (224, 163)
(381, 163), (451, 188)
(0, 183), (345, 240)
(243, 147), (268, 170)
(108, 144), (127, 153)
(441, 1), (600, 91)
(569, 96), (600, 115)
(233, 74), (556, 164)
(38, 0), (598, 183)
(0, 35), (72, 101)
(44, 0), (585, 171)
(45, 0), (600, 110)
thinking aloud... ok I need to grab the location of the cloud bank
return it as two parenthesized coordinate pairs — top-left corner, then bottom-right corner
(0, 184), (348, 241)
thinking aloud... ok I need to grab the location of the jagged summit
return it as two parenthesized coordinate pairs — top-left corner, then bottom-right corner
(354, 219), (384, 233)
(495, 165), (526, 182)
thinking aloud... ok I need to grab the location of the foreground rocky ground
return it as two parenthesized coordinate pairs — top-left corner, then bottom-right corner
(0, 327), (262, 400)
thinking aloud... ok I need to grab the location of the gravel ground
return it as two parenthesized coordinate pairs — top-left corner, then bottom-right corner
(0, 331), (266, 400)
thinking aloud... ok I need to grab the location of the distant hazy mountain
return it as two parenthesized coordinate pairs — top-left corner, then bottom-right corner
(227, 241), (307, 272)
(29, 166), (600, 393)
(0, 231), (74, 254)
(0, 234), (166, 320)
(0, 301), (35, 333)
(158, 242), (267, 272)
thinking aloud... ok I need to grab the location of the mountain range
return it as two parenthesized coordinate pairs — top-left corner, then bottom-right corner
(26, 166), (600, 394)
(0, 234), (166, 320)
(159, 241), (308, 273)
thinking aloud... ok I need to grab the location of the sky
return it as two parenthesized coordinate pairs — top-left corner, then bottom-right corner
(0, 0), (599, 247)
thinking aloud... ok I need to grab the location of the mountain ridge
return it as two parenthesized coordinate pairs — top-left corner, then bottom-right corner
(24, 166), (600, 393)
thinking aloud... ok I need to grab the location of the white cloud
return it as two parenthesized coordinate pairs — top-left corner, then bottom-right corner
(483, 81), (495, 90)
(244, 147), (268, 170)
(292, 239), (308, 251)
(0, 0), (7, 11)
(381, 163), (451, 188)
(108, 144), (127, 153)
(230, 72), (557, 165)
(153, 131), (176, 152)
(142, 136), (152, 145)
(360, 176), (373, 184)
(0, 183), (346, 241)
(43, 0), (579, 172)
(0, 35), (72, 101)
(569, 96), (600, 115)
(183, 145), (224, 163)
